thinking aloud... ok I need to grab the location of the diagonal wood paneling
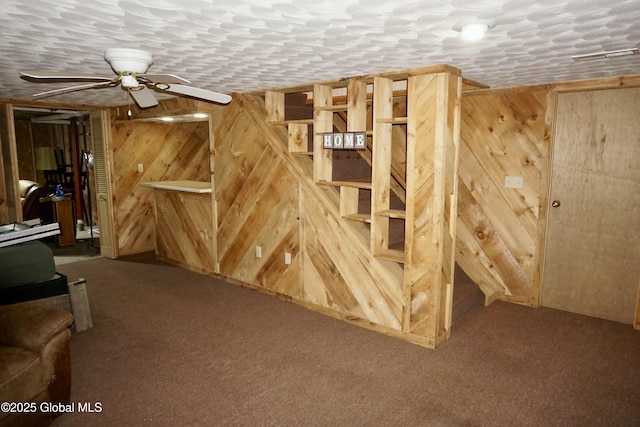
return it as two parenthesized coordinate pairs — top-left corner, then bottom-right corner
(214, 96), (301, 298)
(301, 190), (404, 329)
(222, 93), (406, 331)
(458, 87), (550, 305)
(111, 118), (210, 255)
(404, 72), (459, 347)
(154, 189), (215, 274)
(111, 120), (210, 255)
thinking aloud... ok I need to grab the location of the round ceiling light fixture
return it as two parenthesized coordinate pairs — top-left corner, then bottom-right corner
(458, 23), (490, 41)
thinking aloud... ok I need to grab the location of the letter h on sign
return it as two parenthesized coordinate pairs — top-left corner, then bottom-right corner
(323, 133), (333, 149)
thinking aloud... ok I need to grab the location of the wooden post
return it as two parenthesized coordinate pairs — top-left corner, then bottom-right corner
(70, 118), (84, 222)
(347, 79), (367, 132)
(313, 85), (334, 183)
(371, 77), (395, 259)
(404, 70), (461, 347)
(265, 91), (285, 123)
(68, 279), (93, 332)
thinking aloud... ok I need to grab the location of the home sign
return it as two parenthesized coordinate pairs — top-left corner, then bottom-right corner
(323, 132), (366, 150)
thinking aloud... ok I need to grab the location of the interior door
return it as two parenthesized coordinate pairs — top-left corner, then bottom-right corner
(541, 87), (640, 324)
(89, 110), (117, 259)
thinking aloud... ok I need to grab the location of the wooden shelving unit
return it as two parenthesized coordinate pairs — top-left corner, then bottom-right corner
(265, 91), (314, 155)
(262, 64), (463, 347)
(371, 76), (406, 262)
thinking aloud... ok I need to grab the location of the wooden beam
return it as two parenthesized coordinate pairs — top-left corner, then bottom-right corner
(371, 77), (394, 257)
(313, 84), (334, 182)
(265, 91), (285, 123)
(404, 71), (461, 347)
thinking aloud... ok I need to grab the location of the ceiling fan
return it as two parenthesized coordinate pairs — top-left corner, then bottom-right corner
(21, 48), (232, 108)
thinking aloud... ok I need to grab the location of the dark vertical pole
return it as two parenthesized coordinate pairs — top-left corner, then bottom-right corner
(70, 117), (83, 222)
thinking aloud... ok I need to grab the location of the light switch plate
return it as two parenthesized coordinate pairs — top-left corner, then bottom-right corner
(284, 252), (292, 265)
(256, 246), (262, 258)
(137, 163), (144, 173)
(505, 176), (523, 189)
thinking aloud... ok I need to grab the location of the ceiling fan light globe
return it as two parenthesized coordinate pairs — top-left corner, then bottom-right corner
(104, 48), (153, 74)
(121, 74), (139, 88)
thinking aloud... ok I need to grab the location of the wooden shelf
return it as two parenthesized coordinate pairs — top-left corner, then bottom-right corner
(317, 180), (373, 189)
(374, 248), (405, 263)
(375, 209), (406, 219)
(267, 118), (314, 126)
(291, 151), (314, 156)
(314, 131), (370, 137)
(342, 213), (372, 223)
(376, 117), (408, 124)
(315, 105), (348, 112)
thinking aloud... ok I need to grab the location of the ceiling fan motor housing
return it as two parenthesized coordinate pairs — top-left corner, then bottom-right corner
(104, 48), (153, 74)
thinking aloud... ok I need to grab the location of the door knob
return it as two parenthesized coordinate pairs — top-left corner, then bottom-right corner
(552, 200), (561, 208)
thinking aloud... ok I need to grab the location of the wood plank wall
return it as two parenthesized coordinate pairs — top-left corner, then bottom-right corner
(102, 74), (640, 347)
(154, 189), (216, 275)
(457, 86), (551, 306)
(214, 96), (302, 297)
(215, 94), (406, 336)
(110, 113), (211, 255)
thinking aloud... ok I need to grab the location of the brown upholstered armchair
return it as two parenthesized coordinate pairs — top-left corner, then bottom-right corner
(18, 180), (54, 222)
(0, 304), (73, 427)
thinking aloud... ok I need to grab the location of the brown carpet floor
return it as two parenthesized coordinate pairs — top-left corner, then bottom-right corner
(51, 255), (640, 426)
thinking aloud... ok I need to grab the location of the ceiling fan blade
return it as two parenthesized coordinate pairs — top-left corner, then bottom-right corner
(33, 81), (114, 99)
(129, 86), (158, 108)
(21, 71), (114, 81)
(158, 84), (232, 105)
(139, 73), (190, 85)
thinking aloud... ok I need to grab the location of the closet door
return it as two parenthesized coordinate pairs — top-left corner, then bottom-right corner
(90, 110), (117, 259)
(541, 88), (640, 324)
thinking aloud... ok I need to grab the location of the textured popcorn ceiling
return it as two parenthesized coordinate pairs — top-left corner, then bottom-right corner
(1, 0), (639, 107)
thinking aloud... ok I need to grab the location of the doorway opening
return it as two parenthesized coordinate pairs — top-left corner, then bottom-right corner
(12, 106), (104, 263)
